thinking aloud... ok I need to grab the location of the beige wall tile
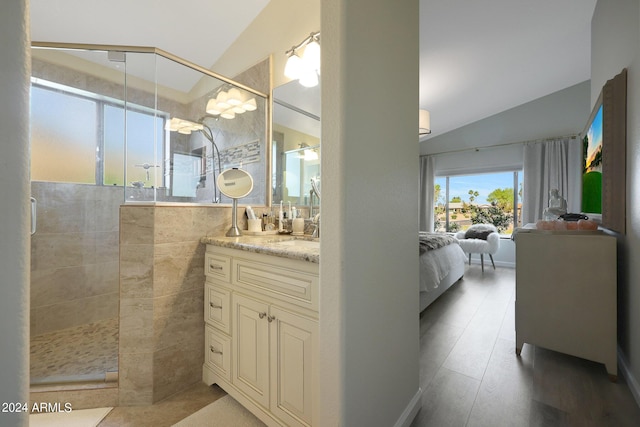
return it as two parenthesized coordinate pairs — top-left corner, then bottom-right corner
(118, 352), (153, 406)
(31, 232), (97, 271)
(153, 289), (203, 352)
(119, 298), (153, 353)
(154, 207), (195, 244)
(120, 206), (154, 245)
(120, 244), (153, 299)
(33, 293), (118, 335)
(152, 343), (203, 402)
(153, 241), (203, 297)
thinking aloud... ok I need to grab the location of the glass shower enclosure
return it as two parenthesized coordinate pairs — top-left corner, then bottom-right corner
(29, 42), (268, 389)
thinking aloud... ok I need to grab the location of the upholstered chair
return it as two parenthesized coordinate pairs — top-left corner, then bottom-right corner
(455, 224), (500, 272)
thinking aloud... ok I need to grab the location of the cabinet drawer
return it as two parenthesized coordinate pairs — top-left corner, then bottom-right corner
(205, 252), (231, 283)
(205, 284), (231, 334)
(233, 258), (318, 312)
(205, 325), (231, 382)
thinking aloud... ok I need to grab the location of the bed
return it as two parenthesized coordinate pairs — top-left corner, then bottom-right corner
(419, 232), (467, 312)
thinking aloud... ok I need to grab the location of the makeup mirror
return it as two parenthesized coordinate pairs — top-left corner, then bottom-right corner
(217, 168), (254, 236)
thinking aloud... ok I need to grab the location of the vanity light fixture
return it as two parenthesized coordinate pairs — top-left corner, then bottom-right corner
(419, 109), (431, 136)
(304, 149), (319, 161)
(205, 86), (257, 120)
(284, 32), (320, 87)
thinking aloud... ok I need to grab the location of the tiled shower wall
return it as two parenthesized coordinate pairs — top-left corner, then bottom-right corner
(119, 205), (240, 404)
(30, 182), (121, 336)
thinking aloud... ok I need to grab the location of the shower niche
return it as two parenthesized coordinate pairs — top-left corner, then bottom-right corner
(29, 43), (268, 396)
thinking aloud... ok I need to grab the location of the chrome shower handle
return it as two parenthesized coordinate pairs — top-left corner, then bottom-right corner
(30, 197), (37, 235)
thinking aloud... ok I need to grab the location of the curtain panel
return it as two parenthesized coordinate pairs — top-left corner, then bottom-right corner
(522, 136), (582, 224)
(419, 155), (435, 231)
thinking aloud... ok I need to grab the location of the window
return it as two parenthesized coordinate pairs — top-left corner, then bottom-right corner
(31, 79), (165, 186)
(434, 170), (522, 235)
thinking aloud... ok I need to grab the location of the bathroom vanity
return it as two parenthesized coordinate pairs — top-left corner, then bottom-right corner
(201, 235), (319, 427)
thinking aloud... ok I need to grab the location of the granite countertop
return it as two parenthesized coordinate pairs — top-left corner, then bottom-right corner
(201, 234), (320, 264)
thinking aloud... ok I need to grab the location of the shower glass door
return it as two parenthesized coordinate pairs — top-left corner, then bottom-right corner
(30, 46), (125, 386)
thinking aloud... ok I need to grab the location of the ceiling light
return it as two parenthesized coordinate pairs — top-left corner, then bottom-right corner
(419, 109), (431, 135)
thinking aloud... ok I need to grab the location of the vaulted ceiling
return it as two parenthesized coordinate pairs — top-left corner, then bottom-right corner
(30, 0), (597, 139)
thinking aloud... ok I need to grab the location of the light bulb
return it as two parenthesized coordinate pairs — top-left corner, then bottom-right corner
(299, 69), (318, 87)
(227, 88), (243, 106)
(304, 149), (319, 161)
(206, 99), (221, 115)
(284, 53), (302, 79)
(220, 110), (235, 119)
(242, 98), (257, 111)
(215, 91), (230, 109)
(303, 39), (320, 72)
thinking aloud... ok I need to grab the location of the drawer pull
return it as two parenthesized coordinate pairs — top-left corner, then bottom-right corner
(209, 346), (223, 355)
(259, 312), (267, 319)
(267, 315), (276, 323)
(210, 264), (223, 271)
(209, 302), (223, 309)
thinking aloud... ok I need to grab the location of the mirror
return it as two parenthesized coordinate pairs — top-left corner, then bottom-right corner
(217, 168), (254, 236)
(218, 168), (254, 198)
(272, 81), (320, 218)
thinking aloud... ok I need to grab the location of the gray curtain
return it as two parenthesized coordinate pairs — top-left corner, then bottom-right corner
(419, 155), (435, 231)
(522, 136), (582, 224)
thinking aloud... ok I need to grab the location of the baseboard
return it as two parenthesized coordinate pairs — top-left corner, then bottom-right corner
(618, 347), (640, 408)
(393, 387), (423, 427)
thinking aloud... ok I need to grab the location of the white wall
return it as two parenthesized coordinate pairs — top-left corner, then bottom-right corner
(320, 0), (421, 426)
(592, 0), (640, 401)
(0, 0), (30, 426)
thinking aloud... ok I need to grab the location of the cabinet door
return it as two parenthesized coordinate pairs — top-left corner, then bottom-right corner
(232, 293), (270, 408)
(269, 306), (318, 427)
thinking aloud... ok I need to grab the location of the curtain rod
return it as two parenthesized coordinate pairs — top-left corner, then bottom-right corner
(420, 134), (579, 158)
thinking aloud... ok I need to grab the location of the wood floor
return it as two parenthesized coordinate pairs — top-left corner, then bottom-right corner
(411, 266), (640, 427)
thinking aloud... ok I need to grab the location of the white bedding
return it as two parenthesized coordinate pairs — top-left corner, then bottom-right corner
(419, 242), (467, 293)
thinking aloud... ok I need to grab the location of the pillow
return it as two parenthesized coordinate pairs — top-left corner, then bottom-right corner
(464, 229), (493, 240)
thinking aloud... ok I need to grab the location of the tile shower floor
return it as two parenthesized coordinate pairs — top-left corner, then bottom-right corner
(30, 317), (119, 384)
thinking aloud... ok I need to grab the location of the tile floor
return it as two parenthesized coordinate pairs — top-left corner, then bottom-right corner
(30, 317), (118, 383)
(98, 383), (227, 427)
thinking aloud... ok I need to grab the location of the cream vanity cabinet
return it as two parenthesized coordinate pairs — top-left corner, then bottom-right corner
(203, 245), (319, 427)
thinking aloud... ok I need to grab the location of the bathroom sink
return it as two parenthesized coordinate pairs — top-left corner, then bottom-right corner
(273, 239), (320, 249)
